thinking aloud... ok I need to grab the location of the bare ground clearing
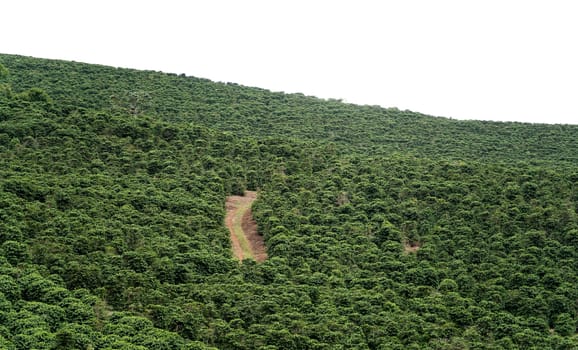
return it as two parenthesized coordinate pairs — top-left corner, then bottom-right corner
(225, 191), (267, 262)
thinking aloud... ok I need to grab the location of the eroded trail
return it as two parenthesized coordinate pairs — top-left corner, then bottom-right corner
(225, 191), (267, 262)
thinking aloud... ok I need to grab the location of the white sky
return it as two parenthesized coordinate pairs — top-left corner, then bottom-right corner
(2, 0), (577, 124)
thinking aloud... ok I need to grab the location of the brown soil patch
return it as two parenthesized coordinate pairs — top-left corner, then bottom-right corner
(225, 191), (267, 262)
(403, 241), (421, 254)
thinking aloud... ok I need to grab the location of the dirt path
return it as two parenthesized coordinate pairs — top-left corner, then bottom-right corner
(225, 191), (267, 262)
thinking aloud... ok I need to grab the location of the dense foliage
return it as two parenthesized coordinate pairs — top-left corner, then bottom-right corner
(0, 53), (576, 349)
(2, 54), (577, 163)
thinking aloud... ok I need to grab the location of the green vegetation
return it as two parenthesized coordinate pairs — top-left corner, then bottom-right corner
(0, 53), (577, 349)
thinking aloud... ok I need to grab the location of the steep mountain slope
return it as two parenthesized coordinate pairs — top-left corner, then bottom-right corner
(0, 54), (577, 349)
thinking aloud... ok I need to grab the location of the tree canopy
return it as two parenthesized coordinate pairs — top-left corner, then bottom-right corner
(0, 53), (576, 349)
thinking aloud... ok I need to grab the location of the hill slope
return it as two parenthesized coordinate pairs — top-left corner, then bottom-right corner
(2, 53), (578, 162)
(0, 54), (577, 349)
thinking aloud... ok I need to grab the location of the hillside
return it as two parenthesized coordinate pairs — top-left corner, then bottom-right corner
(2, 54), (577, 162)
(0, 54), (577, 349)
